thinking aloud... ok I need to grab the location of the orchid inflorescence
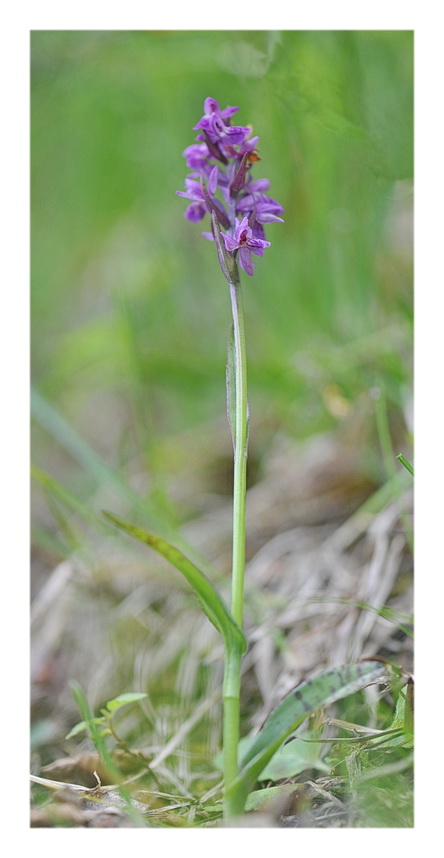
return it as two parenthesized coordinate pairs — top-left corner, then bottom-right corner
(177, 97), (284, 276)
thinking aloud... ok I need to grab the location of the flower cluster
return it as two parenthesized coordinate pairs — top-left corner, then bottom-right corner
(177, 97), (283, 276)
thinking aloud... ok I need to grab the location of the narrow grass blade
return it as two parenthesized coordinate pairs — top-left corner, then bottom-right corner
(32, 388), (129, 495)
(229, 659), (391, 812)
(31, 388), (165, 528)
(396, 453), (414, 477)
(32, 389), (221, 575)
(311, 597), (413, 639)
(102, 511), (247, 654)
(69, 682), (111, 763)
(31, 464), (103, 528)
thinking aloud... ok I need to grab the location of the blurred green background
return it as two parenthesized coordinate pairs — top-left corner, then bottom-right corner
(31, 30), (413, 543)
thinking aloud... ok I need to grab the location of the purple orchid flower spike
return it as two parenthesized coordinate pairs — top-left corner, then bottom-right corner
(176, 99), (284, 820)
(177, 96), (283, 280)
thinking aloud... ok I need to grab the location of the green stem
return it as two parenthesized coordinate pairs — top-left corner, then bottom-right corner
(222, 648), (243, 801)
(229, 279), (248, 627)
(222, 276), (248, 819)
(209, 212), (249, 818)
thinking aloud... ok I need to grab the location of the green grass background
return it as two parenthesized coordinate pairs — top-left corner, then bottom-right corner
(31, 29), (413, 538)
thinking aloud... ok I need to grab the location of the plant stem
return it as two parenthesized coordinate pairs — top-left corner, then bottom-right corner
(222, 276), (248, 819)
(229, 279), (248, 627)
(223, 648), (243, 801)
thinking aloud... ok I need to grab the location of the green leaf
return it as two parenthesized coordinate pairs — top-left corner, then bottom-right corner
(105, 692), (148, 712)
(65, 717), (105, 740)
(245, 783), (301, 813)
(258, 731), (329, 781)
(102, 511), (247, 655)
(215, 731), (328, 781)
(228, 659), (392, 813)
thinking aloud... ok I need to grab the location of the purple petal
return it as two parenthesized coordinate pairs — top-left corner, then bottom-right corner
(219, 104), (239, 120)
(204, 97), (220, 114)
(236, 195), (255, 211)
(249, 244), (264, 257)
(238, 246), (254, 276)
(250, 222), (266, 241)
(208, 165), (219, 195)
(222, 125), (250, 145)
(238, 135), (260, 154)
(176, 179), (205, 203)
(184, 203), (206, 222)
(248, 237), (271, 254)
(193, 117), (208, 132)
(248, 178), (270, 192)
(256, 212), (285, 224)
(183, 143), (209, 170)
(233, 216), (251, 243)
(221, 232), (240, 253)
(194, 114), (224, 144)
